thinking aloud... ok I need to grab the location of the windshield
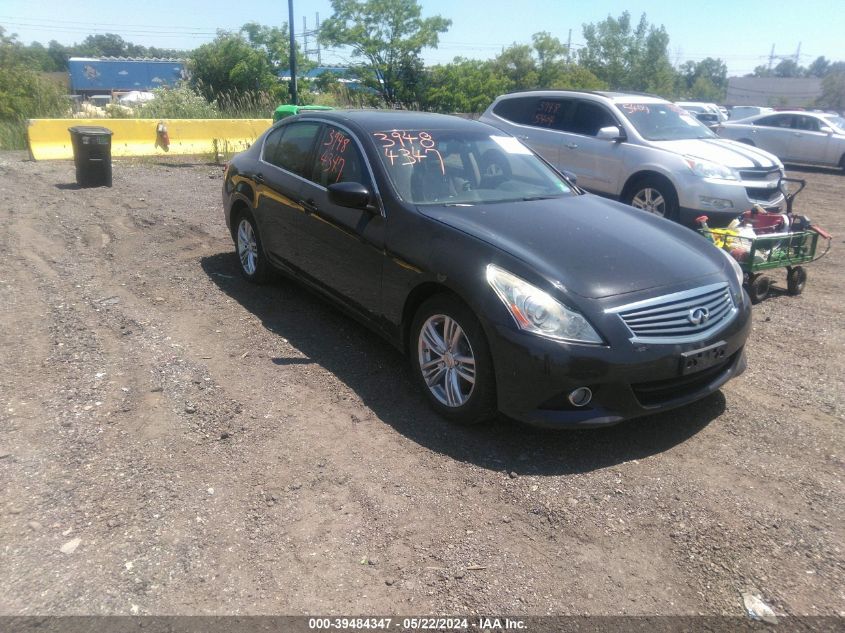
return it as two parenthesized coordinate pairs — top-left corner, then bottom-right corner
(615, 102), (716, 141)
(371, 129), (573, 205)
(823, 115), (845, 132)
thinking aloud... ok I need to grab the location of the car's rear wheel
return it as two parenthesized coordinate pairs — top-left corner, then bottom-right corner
(410, 294), (496, 425)
(234, 210), (272, 284)
(626, 177), (679, 221)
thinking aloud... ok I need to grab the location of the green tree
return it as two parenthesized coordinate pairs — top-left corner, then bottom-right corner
(579, 11), (676, 95)
(0, 27), (67, 120)
(816, 72), (845, 110)
(319, 0), (451, 107)
(807, 56), (830, 78)
(677, 57), (727, 100)
(422, 57), (511, 113)
(189, 30), (282, 101)
(493, 44), (538, 91)
(774, 58), (804, 78)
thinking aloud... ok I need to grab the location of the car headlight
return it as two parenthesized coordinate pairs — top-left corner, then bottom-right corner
(717, 246), (745, 289)
(684, 156), (738, 181)
(486, 264), (602, 344)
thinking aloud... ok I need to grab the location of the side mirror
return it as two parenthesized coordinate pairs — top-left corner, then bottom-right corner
(328, 182), (371, 210)
(819, 126), (834, 135)
(596, 125), (625, 142)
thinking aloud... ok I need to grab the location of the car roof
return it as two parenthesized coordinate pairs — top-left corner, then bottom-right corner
(494, 90), (668, 104)
(291, 109), (488, 133)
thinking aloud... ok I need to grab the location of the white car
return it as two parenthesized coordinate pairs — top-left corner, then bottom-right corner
(717, 110), (845, 170)
(480, 90), (785, 227)
(676, 101), (728, 122)
(729, 106), (774, 121)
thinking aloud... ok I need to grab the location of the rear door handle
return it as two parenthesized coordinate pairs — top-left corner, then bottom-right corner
(253, 172), (265, 184)
(566, 143), (579, 149)
(517, 135), (529, 140)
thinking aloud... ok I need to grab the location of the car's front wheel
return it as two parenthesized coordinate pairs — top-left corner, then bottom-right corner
(234, 210), (272, 284)
(625, 176), (679, 221)
(410, 294), (497, 425)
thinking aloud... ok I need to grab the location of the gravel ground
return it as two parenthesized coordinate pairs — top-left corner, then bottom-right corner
(0, 152), (842, 618)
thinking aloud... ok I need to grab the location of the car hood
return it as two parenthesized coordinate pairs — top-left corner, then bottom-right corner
(420, 194), (726, 299)
(650, 138), (780, 169)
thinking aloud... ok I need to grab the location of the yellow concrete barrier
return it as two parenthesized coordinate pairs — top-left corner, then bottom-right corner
(27, 118), (273, 160)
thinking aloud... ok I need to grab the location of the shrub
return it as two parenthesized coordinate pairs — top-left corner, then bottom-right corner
(137, 86), (221, 119)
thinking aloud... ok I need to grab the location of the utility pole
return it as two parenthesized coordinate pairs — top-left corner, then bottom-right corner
(768, 44), (775, 72)
(795, 42), (801, 64)
(566, 29), (572, 63)
(288, 0), (298, 104)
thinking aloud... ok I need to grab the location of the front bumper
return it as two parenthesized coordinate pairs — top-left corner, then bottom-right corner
(676, 174), (785, 227)
(484, 292), (751, 428)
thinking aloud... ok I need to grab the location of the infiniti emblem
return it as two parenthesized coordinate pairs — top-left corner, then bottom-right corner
(688, 307), (710, 325)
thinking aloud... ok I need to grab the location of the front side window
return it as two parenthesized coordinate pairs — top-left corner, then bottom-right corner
(371, 129), (573, 205)
(615, 102), (714, 140)
(568, 101), (619, 136)
(755, 114), (793, 128)
(309, 125), (370, 188)
(266, 122), (321, 177)
(793, 116), (820, 132)
(492, 97), (541, 126)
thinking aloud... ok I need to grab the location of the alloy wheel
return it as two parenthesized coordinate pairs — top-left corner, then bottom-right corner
(417, 314), (476, 408)
(631, 187), (667, 216)
(237, 218), (258, 276)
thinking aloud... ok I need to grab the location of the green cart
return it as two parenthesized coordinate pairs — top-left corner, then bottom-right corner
(699, 178), (832, 303)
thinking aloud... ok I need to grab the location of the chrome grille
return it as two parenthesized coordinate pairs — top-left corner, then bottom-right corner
(738, 167), (781, 181)
(607, 282), (737, 344)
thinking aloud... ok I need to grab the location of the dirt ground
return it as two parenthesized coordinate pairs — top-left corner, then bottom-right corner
(0, 151), (842, 619)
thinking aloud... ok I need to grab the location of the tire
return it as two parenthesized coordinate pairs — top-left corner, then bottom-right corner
(233, 209), (272, 284)
(624, 176), (679, 221)
(787, 266), (807, 295)
(410, 294), (497, 425)
(839, 154), (845, 173)
(748, 274), (771, 304)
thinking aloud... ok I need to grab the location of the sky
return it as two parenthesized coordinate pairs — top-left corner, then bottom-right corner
(2, 0), (843, 76)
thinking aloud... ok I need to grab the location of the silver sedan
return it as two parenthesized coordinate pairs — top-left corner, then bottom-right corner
(717, 111), (845, 170)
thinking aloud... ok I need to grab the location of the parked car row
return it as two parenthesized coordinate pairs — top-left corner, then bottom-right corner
(716, 110), (845, 170)
(222, 103), (752, 430)
(479, 91), (786, 227)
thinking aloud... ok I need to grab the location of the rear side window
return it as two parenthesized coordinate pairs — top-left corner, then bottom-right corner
(493, 97), (574, 131)
(309, 125), (370, 188)
(568, 101), (618, 136)
(266, 121), (321, 177)
(492, 97), (540, 125)
(262, 127), (284, 164)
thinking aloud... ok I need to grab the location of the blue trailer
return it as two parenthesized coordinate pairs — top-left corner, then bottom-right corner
(69, 57), (186, 95)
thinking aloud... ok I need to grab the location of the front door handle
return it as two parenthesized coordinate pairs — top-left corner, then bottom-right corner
(302, 198), (319, 213)
(253, 172), (266, 184)
(565, 143), (579, 149)
(517, 135), (529, 140)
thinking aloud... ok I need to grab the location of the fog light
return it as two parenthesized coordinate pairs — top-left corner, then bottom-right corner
(699, 196), (733, 210)
(568, 387), (593, 407)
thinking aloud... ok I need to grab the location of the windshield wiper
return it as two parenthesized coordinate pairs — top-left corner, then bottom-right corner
(522, 194), (563, 201)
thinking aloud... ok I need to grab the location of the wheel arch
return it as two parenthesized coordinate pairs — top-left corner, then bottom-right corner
(620, 170), (678, 203)
(400, 282), (470, 355)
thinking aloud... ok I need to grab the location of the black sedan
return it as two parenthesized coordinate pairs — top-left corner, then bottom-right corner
(223, 110), (750, 428)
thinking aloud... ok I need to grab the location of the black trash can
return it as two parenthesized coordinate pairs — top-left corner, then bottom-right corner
(68, 126), (113, 187)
